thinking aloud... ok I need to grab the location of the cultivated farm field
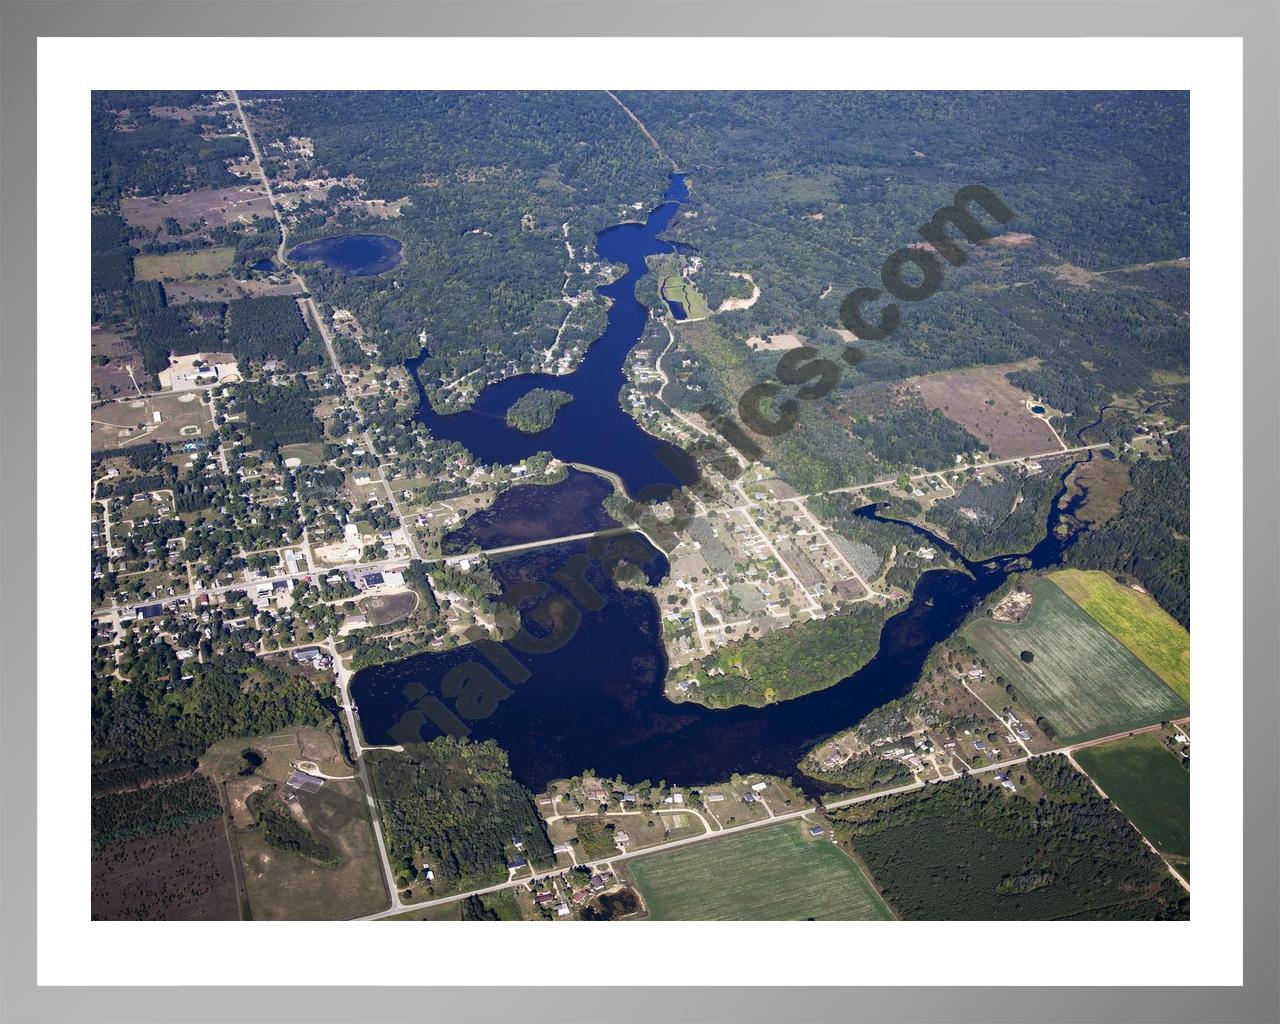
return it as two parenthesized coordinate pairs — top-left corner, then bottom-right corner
(1074, 732), (1190, 872)
(624, 821), (892, 921)
(1050, 569), (1190, 700)
(134, 246), (235, 282)
(964, 577), (1188, 743)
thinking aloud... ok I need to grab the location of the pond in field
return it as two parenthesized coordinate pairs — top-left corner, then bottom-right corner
(287, 234), (403, 276)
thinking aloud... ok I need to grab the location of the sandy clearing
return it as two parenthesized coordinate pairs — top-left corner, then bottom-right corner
(716, 271), (761, 313)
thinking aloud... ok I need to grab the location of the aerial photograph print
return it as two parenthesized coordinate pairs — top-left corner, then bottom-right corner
(89, 89), (1191, 923)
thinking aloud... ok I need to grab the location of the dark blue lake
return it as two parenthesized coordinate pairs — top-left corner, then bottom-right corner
(441, 468), (619, 555)
(351, 459), (1090, 795)
(406, 174), (699, 500)
(287, 233), (403, 276)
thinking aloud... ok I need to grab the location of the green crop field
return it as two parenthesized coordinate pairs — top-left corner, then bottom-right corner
(1050, 569), (1190, 700)
(625, 821), (893, 921)
(964, 577), (1188, 744)
(1074, 732), (1190, 864)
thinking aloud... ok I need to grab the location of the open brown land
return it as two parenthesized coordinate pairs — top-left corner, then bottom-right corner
(91, 325), (145, 399)
(164, 276), (304, 305)
(1062, 456), (1132, 525)
(359, 590), (418, 626)
(92, 817), (240, 921)
(120, 184), (273, 234)
(744, 332), (805, 352)
(911, 361), (1061, 457)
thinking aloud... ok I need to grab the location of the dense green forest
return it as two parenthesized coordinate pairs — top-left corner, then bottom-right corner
(636, 92), (1188, 490)
(240, 91), (672, 380)
(132, 301), (225, 375)
(924, 458), (1075, 561)
(1066, 433), (1190, 626)
(92, 648), (330, 778)
(91, 91), (249, 203)
(368, 738), (553, 894)
(677, 603), (889, 707)
(504, 387), (574, 433)
(620, 90), (1187, 307)
(833, 755), (1189, 919)
(236, 380), (323, 450)
(91, 212), (134, 313)
(225, 296), (323, 369)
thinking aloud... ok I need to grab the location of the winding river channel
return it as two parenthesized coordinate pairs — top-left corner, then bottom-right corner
(406, 173), (699, 500)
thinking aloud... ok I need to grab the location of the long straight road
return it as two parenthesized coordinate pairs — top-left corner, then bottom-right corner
(230, 89), (411, 918)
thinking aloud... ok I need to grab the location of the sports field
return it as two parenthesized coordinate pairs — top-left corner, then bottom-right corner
(625, 821), (893, 921)
(1050, 569), (1190, 700)
(1074, 732), (1190, 861)
(279, 442), (327, 467)
(964, 577), (1188, 744)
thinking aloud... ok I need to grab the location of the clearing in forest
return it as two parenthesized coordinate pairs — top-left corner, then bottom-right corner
(911, 361), (1061, 458)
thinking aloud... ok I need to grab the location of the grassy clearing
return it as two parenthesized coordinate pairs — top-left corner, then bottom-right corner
(964, 577), (1187, 743)
(235, 778), (388, 920)
(1061, 459), (1132, 526)
(1074, 732), (1190, 860)
(625, 821), (892, 921)
(203, 727), (388, 920)
(134, 246), (235, 281)
(1050, 569), (1189, 701)
(659, 268), (711, 320)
